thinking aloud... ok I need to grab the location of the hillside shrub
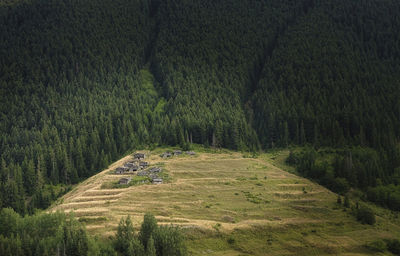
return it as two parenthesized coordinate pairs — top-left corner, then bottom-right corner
(366, 240), (387, 252)
(356, 206), (376, 225)
(386, 239), (400, 255)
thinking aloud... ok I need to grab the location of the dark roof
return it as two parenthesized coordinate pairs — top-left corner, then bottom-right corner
(129, 165), (139, 171)
(134, 153), (145, 158)
(160, 152), (172, 157)
(149, 167), (161, 173)
(149, 173), (158, 179)
(119, 177), (132, 184)
(124, 162), (136, 168)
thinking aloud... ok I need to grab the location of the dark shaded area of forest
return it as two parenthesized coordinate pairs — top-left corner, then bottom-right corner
(0, 0), (399, 214)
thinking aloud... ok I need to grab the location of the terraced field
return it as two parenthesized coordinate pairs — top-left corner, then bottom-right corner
(49, 149), (400, 255)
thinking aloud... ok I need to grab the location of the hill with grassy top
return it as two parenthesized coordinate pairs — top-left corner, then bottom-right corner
(49, 147), (400, 255)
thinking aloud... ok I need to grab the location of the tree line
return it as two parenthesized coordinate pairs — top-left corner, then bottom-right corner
(287, 145), (400, 211)
(0, 208), (186, 256)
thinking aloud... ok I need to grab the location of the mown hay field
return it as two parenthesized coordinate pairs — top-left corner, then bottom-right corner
(49, 148), (400, 255)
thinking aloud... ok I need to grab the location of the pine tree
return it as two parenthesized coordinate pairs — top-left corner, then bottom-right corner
(344, 194), (350, 208)
(212, 131), (217, 148)
(337, 195), (342, 205)
(14, 165), (26, 215)
(35, 155), (45, 191)
(359, 125), (366, 146)
(300, 120), (306, 145)
(283, 121), (289, 147)
(313, 123), (318, 146)
(139, 213), (158, 249)
(115, 216), (135, 254)
(49, 150), (59, 184)
(146, 235), (156, 256)
(0, 158), (8, 185)
(23, 159), (36, 196)
(215, 120), (224, 148)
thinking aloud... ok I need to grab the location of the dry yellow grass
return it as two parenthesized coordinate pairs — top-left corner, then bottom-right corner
(49, 149), (400, 255)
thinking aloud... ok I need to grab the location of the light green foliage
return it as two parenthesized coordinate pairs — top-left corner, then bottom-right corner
(139, 213), (158, 248)
(366, 240), (387, 252)
(0, 208), (94, 256)
(147, 236), (157, 256)
(114, 213), (187, 256)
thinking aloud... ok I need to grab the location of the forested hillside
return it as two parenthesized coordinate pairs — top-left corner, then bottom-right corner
(0, 0), (399, 214)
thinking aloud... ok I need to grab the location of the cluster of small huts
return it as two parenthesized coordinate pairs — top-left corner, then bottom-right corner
(115, 150), (196, 185)
(115, 153), (163, 185)
(160, 150), (195, 158)
(115, 153), (147, 174)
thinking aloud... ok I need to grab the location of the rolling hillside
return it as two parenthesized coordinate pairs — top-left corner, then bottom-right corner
(1, 0), (400, 254)
(50, 148), (400, 255)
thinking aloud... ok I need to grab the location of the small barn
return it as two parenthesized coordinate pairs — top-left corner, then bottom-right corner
(137, 171), (149, 176)
(115, 166), (129, 174)
(139, 161), (149, 168)
(149, 167), (161, 173)
(149, 173), (159, 180)
(134, 153), (145, 159)
(119, 177), (132, 185)
(173, 150), (182, 156)
(160, 152), (172, 158)
(152, 178), (163, 184)
(124, 162), (135, 168)
(128, 165), (139, 172)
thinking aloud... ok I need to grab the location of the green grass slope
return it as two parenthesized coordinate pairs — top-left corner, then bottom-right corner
(49, 148), (400, 255)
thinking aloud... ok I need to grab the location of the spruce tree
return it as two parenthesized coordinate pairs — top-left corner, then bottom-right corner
(139, 213), (158, 250)
(146, 235), (156, 256)
(344, 194), (350, 208)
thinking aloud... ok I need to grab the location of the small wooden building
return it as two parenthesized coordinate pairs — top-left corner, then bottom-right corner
(152, 178), (163, 184)
(128, 165), (139, 172)
(173, 150), (182, 156)
(134, 153), (145, 159)
(137, 170), (149, 176)
(160, 152), (172, 158)
(119, 177), (132, 185)
(149, 167), (161, 173)
(139, 161), (149, 168)
(115, 166), (129, 174)
(149, 173), (159, 180)
(124, 162), (135, 168)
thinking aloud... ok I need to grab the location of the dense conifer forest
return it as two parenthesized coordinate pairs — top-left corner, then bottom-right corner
(0, 0), (399, 217)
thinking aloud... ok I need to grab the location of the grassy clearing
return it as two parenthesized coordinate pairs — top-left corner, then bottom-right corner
(49, 148), (400, 255)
